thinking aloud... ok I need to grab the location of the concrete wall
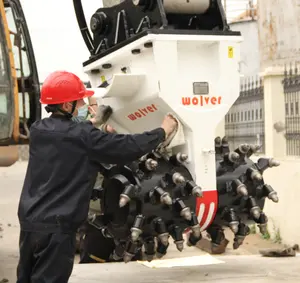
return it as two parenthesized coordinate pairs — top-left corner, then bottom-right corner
(261, 158), (300, 245)
(252, 67), (300, 245)
(230, 20), (260, 78)
(257, 0), (300, 71)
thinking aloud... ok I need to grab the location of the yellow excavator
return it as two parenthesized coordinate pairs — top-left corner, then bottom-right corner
(0, 0), (40, 166)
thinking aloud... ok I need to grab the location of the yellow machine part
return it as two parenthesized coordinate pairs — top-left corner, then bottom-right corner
(0, 0), (20, 166)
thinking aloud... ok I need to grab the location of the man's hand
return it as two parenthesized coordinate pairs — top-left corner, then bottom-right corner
(88, 105), (113, 127)
(161, 114), (178, 138)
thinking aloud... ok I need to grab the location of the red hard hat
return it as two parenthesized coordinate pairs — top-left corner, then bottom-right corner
(40, 71), (94, 104)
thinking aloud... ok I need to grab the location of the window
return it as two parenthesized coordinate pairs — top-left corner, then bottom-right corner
(256, 109), (258, 120)
(252, 110), (254, 120)
(0, 16), (14, 140)
(241, 111), (243, 121)
(5, 7), (31, 78)
(296, 102), (299, 115)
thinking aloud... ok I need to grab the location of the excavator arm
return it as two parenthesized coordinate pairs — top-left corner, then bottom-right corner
(0, 0), (40, 166)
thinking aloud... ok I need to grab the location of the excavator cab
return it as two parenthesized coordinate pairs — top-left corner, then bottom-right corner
(0, 0), (40, 166)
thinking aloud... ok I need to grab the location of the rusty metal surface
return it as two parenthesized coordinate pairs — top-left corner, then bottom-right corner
(257, 0), (300, 70)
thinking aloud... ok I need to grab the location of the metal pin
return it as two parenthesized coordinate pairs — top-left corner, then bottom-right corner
(119, 195), (130, 208)
(161, 193), (172, 206)
(130, 215), (145, 242)
(251, 207), (261, 219)
(269, 158), (280, 167)
(158, 233), (169, 246)
(181, 207), (192, 221)
(123, 252), (134, 263)
(192, 186), (203, 197)
(229, 152), (240, 163)
(247, 168), (263, 181)
(154, 218), (170, 246)
(123, 241), (138, 263)
(237, 184), (248, 196)
(240, 144), (250, 153)
(188, 212), (201, 238)
(232, 179), (248, 197)
(174, 199), (192, 221)
(178, 153), (188, 162)
(119, 184), (135, 207)
(248, 197), (261, 219)
(153, 186), (173, 206)
(145, 158), (158, 171)
(184, 181), (203, 197)
(144, 238), (155, 262)
(263, 184), (279, 203)
(169, 225), (185, 252)
(172, 172), (186, 184)
(156, 241), (169, 258)
(229, 221), (239, 234)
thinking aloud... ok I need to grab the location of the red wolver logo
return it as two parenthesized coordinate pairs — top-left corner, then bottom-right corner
(127, 104), (158, 121)
(182, 96), (222, 106)
(195, 190), (218, 231)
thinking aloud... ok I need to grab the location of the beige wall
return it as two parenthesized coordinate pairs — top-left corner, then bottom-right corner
(248, 67), (300, 245)
(261, 157), (300, 245)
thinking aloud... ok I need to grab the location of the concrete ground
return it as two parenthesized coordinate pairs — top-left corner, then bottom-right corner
(1, 162), (299, 283)
(70, 255), (300, 283)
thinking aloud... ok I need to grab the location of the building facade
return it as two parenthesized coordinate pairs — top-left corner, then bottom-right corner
(225, 13), (265, 151)
(257, 0), (300, 71)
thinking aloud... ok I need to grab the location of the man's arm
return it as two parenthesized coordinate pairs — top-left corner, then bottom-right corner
(88, 125), (166, 165)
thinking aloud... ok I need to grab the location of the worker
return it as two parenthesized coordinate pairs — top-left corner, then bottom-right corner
(71, 91), (139, 263)
(16, 70), (177, 283)
(70, 94), (117, 262)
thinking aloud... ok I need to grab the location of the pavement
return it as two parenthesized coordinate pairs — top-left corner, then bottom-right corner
(1, 161), (300, 283)
(70, 254), (300, 283)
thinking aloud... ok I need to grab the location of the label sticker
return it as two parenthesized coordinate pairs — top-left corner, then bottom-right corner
(228, 46), (234, 58)
(100, 75), (106, 82)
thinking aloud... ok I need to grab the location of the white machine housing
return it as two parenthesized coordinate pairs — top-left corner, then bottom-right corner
(84, 33), (242, 228)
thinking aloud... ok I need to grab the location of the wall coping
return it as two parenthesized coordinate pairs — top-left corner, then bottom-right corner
(260, 66), (285, 78)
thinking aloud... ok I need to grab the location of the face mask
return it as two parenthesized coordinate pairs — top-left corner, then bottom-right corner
(77, 104), (89, 119)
